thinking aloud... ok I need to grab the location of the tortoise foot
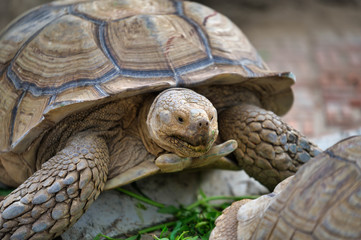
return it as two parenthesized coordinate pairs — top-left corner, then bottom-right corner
(219, 104), (322, 190)
(0, 133), (109, 240)
(155, 140), (238, 172)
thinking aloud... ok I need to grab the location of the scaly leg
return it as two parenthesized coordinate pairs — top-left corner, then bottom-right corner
(219, 104), (321, 190)
(0, 132), (109, 239)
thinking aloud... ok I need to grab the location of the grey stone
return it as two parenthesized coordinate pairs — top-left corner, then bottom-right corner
(61, 170), (268, 240)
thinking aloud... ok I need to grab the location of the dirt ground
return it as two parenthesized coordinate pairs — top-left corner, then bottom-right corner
(1, 0), (360, 138)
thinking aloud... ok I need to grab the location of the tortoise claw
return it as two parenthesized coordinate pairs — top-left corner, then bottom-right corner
(155, 140), (238, 173)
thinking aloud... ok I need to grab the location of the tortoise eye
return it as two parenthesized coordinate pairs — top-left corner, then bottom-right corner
(178, 117), (184, 123)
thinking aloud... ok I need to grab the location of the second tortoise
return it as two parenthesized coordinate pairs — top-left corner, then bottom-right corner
(211, 136), (361, 240)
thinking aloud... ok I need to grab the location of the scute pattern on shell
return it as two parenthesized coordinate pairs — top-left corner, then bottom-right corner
(0, 0), (293, 152)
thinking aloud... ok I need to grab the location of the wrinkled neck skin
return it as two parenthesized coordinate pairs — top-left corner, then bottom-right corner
(141, 88), (218, 158)
(138, 95), (165, 157)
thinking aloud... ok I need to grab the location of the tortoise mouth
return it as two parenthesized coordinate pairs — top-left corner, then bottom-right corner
(167, 131), (217, 157)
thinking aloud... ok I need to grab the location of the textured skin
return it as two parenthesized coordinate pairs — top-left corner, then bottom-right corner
(211, 136), (361, 240)
(0, 132), (109, 239)
(219, 104), (322, 190)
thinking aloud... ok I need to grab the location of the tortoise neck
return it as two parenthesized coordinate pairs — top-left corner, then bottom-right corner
(138, 95), (165, 156)
(193, 85), (262, 112)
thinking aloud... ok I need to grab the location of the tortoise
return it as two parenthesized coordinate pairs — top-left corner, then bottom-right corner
(210, 135), (361, 240)
(0, 0), (321, 239)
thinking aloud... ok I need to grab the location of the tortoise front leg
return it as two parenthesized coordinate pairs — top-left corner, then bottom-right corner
(219, 104), (321, 190)
(0, 132), (109, 240)
(155, 139), (238, 173)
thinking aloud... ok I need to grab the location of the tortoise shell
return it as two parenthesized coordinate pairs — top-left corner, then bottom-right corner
(0, 0), (295, 154)
(252, 136), (361, 239)
(211, 136), (361, 239)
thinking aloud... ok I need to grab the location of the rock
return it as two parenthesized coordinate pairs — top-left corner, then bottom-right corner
(61, 170), (267, 239)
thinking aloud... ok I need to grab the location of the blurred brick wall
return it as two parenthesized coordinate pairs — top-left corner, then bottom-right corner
(0, 0), (50, 29)
(1, 0), (360, 138)
(201, 0), (361, 137)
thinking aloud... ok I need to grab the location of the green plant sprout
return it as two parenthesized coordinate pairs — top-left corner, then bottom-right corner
(0, 186), (258, 240)
(93, 188), (258, 240)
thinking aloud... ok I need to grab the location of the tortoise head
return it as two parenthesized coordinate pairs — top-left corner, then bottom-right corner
(147, 88), (218, 158)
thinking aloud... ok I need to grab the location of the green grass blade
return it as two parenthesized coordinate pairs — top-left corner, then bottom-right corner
(186, 195), (258, 210)
(116, 188), (165, 208)
(101, 189), (259, 240)
(138, 221), (177, 234)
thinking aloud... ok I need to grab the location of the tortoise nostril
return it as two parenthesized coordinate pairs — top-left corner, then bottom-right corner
(197, 120), (209, 129)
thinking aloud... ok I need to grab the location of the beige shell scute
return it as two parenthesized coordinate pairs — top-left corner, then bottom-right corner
(0, 0), (294, 154)
(12, 14), (114, 90)
(0, 75), (20, 152)
(73, 0), (177, 21)
(183, 1), (259, 65)
(0, 5), (67, 73)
